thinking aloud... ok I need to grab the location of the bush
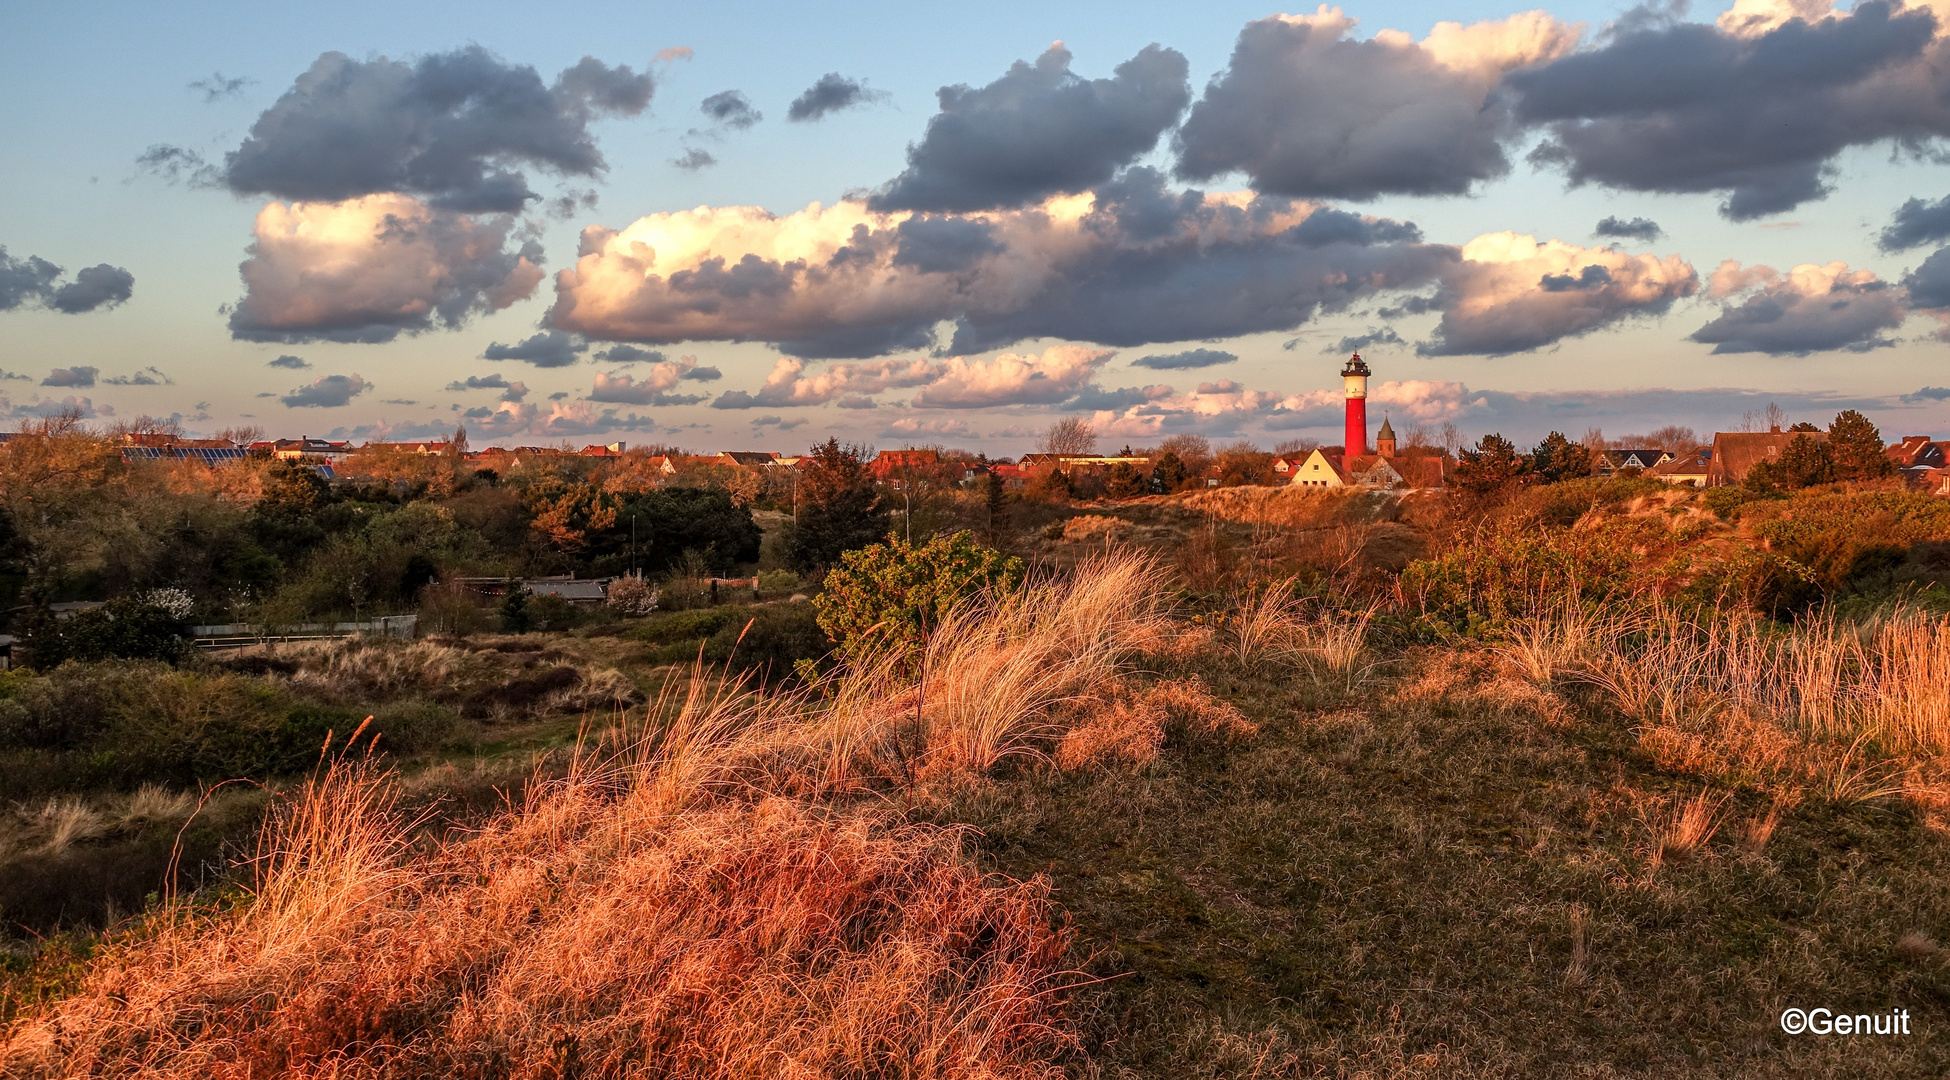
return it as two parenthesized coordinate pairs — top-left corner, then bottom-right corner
(19, 597), (192, 670)
(700, 602), (830, 684)
(814, 531), (1024, 668)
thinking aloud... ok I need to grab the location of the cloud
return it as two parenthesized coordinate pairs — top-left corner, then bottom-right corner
(1595, 216), (1663, 242)
(43, 366), (98, 388)
(444, 373), (528, 401)
(1330, 327), (1405, 353)
(1065, 383), (1175, 411)
(0, 369), (28, 381)
(673, 147), (717, 171)
(1880, 195), (1950, 252)
(456, 398), (657, 439)
(910, 345), (1113, 408)
(884, 416), (977, 438)
(751, 414), (809, 430)
(1902, 245), (1950, 308)
(1901, 385), (1950, 402)
(593, 344), (665, 365)
(1176, 9), (1580, 199)
(281, 373), (373, 408)
(134, 145), (222, 187)
(0, 246), (133, 314)
(103, 366), (172, 385)
(483, 329), (587, 368)
(1692, 260), (1905, 354)
(587, 353), (716, 405)
(548, 170), (1454, 358)
(1419, 233), (1699, 356)
(228, 195), (543, 343)
(8, 396), (106, 420)
(47, 265), (135, 313)
(711, 356), (941, 408)
(1509, 1), (1950, 219)
(869, 42), (1190, 212)
(216, 47), (654, 213)
(189, 72), (251, 102)
(787, 73), (887, 121)
(267, 354), (310, 369)
(700, 90), (761, 129)
(1131, 348), (1236, 370)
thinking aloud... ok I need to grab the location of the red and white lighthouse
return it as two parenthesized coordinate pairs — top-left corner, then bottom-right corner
(1341, 352), (1370, 457)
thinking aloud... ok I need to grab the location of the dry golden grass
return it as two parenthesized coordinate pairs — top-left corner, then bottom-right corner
(0, 554), (1183, 1079)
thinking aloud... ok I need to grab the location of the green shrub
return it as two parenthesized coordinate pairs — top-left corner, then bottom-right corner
(700, 602), (829, 684)
(1400, 517), (1664, 637)
(813, 531), (1024, 667)
(623, 607), (740, 646)
(19, 597), (192, 670)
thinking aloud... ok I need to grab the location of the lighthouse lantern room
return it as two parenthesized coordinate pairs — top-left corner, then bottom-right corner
(1341, 352), (1370, 457)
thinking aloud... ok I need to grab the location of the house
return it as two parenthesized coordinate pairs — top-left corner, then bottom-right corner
(252, 437), (350, 464)
(869, 448), (940, 478)
(716, 450), (780, 468)
(1705, 428), (1829, 486)
(639, 454), (678, 475)
(1290, 448), (1351, 488)
(1887, 435), (1945, 469)
(578, 442), (626, 458)
(1596, 448), (1673, 475)
(121, 445), (251, 467)
(990, 462), (1028, 488)
(361, 440), (450, 455)
(1271, 456), (1305, 479)
(1648, 449), (1712, 487)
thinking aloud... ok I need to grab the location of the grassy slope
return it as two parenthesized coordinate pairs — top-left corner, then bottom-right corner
(943, 652), (1950, 1078)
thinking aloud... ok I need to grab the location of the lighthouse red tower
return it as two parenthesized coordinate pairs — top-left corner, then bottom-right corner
(1341, 352), (1370, 457)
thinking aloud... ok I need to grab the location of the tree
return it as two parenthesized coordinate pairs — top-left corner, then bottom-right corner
(1746, 434), (1835, 491)
(1453, 433), (1532, 495)
(499, 584), (533, 633)
(1158, 434), (1212, 483)
(19, 595), (192, 669)
(259, 459), (332, 512)
(1151, 450), (1189, 493)
(783, 439), (889, 572)
(1530, 431), (1594, 483)
(1214, 442), (1275, 486)
(983, 471), (1006, 539)
(1038, 417), (1097, 456)
(1105, 462), (1147, 499)
(813, 531), (1025, 670)
(1827, 409), (1896, 481)
(1788, 421), (1821, 433)
(596, 486), (763, 576)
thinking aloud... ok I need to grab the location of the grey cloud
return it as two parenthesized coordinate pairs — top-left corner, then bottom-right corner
(1290, 208), (1422, 247)
(551, 169), (1455, 359)
(752, 414), (808, 429)
(549, 391), (568, 400)
(103, 366), (172, 385)
(1880, 195), (1950, 252)
(0, 247), (62, 310)
(1065, 384), (1173, 411)
(684, 365), (721, 381)
(1330, 328), (1404, 354)
(483, 330), (587, 368)
(595, 344), (665, 364)
(445, 373), (513, 390)
(383, 399), (418, 405)
(710, 390), (757, 410)
(788, 73), (886, 121)
(1904, 246), (1950, 309)
(267, 354), (310, 369)
(135, 145), (222, 187)
(891, 216), (1005, 273)
(1693, 276), (1905, 355)
(229, 207), (544, 343)
(1175, 13), (1554, 199)
(1131, 348), (1236, 370)
(0, 369), (29, 381)
(870, 43), (1189, 212)
(1596, 216), (1664, 242)
(189, 72), (251, 102)
(43, 366), (98, 388)
(673, 147), (716, 171)
(700, 90), (761, 129)
(281, 373), (372, 408)
(835, 396), (876, 409)
(0, 247), (133, 314)
(1902, 385), (1950, 402)
(221, 47), (655, 212)
(48, 265), (134, 313)
(1540, 265), (1614, 291)
(1509, 2), (1949, 219)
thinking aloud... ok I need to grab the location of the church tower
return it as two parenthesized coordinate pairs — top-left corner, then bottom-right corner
(1375, 414), (1396, 457)
(1341, 352), (1370, 457)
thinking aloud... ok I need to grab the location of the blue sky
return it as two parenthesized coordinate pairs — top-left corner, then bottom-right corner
(2, 0), (1947, 452)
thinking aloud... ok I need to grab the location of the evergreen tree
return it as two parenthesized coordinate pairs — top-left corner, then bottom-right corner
(1530, 431), (1594, 483)
(1151, 450), (1189, 492)
(1454, 433), (1532, 495)
(783, 439), (889, 572)
(1827, 409), (1896, 481)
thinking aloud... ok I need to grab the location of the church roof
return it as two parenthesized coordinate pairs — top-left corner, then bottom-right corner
(1376, 415), (1395, 441)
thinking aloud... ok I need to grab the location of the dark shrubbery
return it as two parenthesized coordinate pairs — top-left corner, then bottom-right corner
(19, 597), (192, 670)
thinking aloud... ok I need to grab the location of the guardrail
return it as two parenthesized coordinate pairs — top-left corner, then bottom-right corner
(192, 615), (416, 649)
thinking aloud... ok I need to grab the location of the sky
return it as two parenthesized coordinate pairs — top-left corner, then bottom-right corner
(3, 0), (1949, 454)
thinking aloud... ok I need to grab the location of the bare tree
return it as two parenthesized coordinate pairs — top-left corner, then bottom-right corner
(1273, 437), (1320, 458)
(1038, 417), (1097, 456)
(1741, 402), (1789, 432)
(1439, 422), (1463, 456)
(1643, 424), (1701, 453)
